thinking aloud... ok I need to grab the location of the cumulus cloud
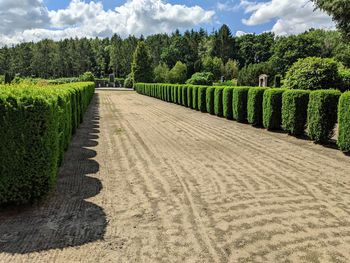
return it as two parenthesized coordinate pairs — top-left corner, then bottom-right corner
(241, 0), (335, 35)
(216, 1), (239, 12)
(0, 0), (214, 45)
(0, 0), (50, 35)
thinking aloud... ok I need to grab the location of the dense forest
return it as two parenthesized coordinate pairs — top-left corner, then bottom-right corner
(0, 25), (349, 83)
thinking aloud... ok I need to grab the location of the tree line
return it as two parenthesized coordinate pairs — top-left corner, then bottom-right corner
(0, 25), (349, 82)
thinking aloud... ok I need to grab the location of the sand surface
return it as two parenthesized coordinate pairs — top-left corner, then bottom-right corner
(1, 90), (350, 263)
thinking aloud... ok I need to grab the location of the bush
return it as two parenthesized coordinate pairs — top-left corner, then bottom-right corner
(182, 85), (188, 106)
(232, 87), (250, 122)
(186, 72), (214, 86)
(177, 85), (183, 104)
(79, 72), (95, 82)
(0, 82), (95, 205)
(168, 61), (187, 84)
(247, 87), (267, 126)
(198, 86), (207, 112)
(214, 87), (224, 117)
(338, 91), (350, 152)
(284, 57), (340, 91)
(192, 86), (199, 110)
(307, 89), (341, 143)
(339, 67), (350, 92)
(187, 86), (193, 108)
(282, 90), (310, 135)
(223, 87), (234, 120)
(173, 85), (178, 103)
(124, 75), (134, 89)
(206, 87), (215, 115)
(263, 88), (287, 130)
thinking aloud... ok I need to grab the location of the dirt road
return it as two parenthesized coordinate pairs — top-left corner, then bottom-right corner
(1, 90), (350, 263)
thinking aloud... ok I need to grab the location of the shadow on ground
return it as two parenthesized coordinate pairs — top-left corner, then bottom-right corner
(0, 94), (106, 254)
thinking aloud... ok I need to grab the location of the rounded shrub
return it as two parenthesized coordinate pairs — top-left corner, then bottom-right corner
(192, 86), (199, 110)
(282, 90), (310, 136)
(206, 87), (215, 115)
(214, 87), (224, 117)
(182, 85), (188, 106)
(338, 91), (350, 152)
(186, 72), (214, 86)
(177, 85), (183, 105)
(284, 57), (340, 91)
(263, 88), (287, 130)
(232, 87), (250, 122)
(198, 86), (207, 112)
(223, 87), (234, 120)
(247, 87), (267, 127)
(187, 86), (193, 108)
(307, 89), (341, 143)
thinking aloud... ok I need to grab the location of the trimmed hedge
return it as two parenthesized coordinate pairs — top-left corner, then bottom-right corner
(214, 87), (224, 117)
(192, 86), (199, 110)
(187, 86), (193, 108)
(263, 88), (287, 130)
(182, 85), (188, 106)
(232, 87), (250, 122)
(206, 87), (215, 115)
(198, 86), (207, 113)
(247, 87), (267, 127)
(282, 90), (310, 136)
(307, 90), (341, 143)
(135, 83), (350, 153)
(338, 91), (350, 152)
(0, 82), (95, 206)
(223, 87), (234, 120)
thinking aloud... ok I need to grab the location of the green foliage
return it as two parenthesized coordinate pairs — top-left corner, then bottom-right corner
(168, 61), (187, 84)
(237, 62), (275, 86)
(154, 63), (169, 83)
(79, 71), (95, 82)
(192, 86), (199, 110)
(339, 67), (350, 91)
(213, 80), (238, 86)
(187, 86), (193, 108)
(0, 82), (95, 205)
(182, 85), (188, 106)
(214, 87), (224, 117)
(284, 57), (340, 91)
(223, 59), (239, 80)
(198, 86), (207, 112)
(124, 75), (134, 89)
(247, 87), (267, 126)
(202, 56), (223, 80)
(131, 41), (153, 83)
(206, 87), (215, 115)
(338, 91), (350, 152)
(223, 87), (234, 120)
(311, 0), (350, 39)
(307, 89), (341, 142)
(274, 75), (282, 88)
(186, 72), (214, 86)
(177, 85), (183, 104)
(232, 87), (250, 122)
(282, 90), (310, 135)
(263, 88), (287, 130)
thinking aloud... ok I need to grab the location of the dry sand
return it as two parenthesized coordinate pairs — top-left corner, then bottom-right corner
(1, 90), (350, 263)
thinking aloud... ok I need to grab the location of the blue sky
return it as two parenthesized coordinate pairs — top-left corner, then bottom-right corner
(0, 0), (334, 46)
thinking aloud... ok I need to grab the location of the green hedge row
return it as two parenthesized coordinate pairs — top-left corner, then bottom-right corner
(135, 83), (350, 153)
(0, 82), (95, 205)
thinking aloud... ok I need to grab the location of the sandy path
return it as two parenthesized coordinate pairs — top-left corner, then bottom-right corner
(1, 90), (350, 263)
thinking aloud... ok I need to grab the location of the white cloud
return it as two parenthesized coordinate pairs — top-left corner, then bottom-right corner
(235, 30), (248, 37)
(216, 1), (239, 12)
(240, 0), (335, 35)
(0, 0), (50, 35)
(0, 0), (215, 45)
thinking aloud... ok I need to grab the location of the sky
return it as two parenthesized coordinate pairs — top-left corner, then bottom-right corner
(0, 0), (335, 46)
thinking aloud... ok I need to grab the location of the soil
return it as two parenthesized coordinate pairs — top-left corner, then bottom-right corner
(1, 90), (350, 263)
